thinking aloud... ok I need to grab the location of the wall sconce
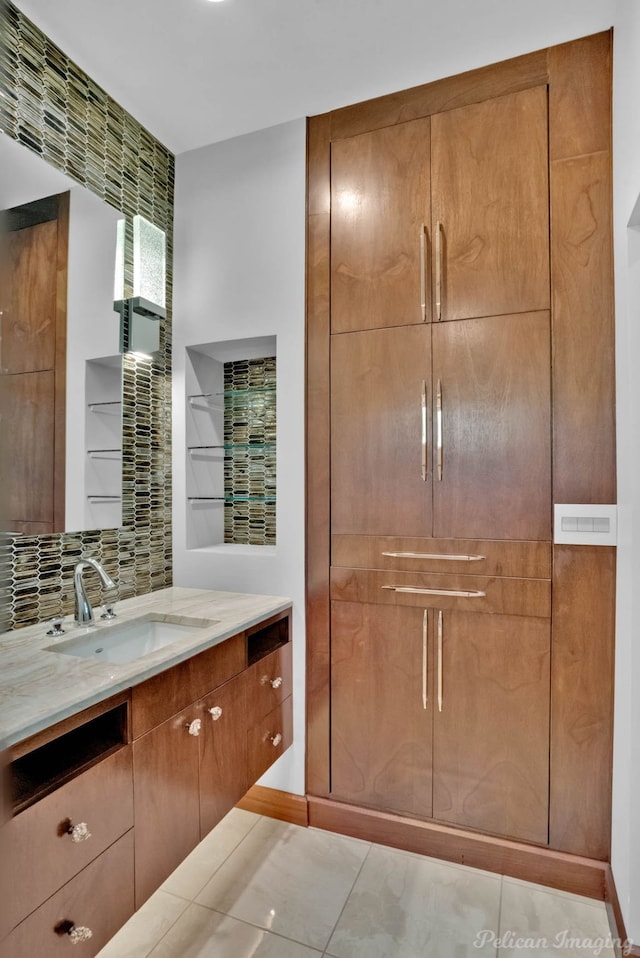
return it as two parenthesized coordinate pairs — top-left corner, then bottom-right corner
(113, 215), (166, 356)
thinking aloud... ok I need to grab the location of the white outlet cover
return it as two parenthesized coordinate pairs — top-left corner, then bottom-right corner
(553, 504), (617, 546)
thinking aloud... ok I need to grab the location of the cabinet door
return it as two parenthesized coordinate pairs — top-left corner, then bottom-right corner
(198, 673), (249, 839)
(431, 87), (549, 322)
(331, 601), (432, 819)
(331, 117), (431, 333)
(432, 610), (550, 844)
(331, 325), (432, 536)
(133, 708), (201, 907)
(432, 312), (551, 541)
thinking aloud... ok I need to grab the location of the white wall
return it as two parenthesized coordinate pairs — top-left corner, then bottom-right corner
(612, 0), (640, 944)
(173, 119), (307, 793)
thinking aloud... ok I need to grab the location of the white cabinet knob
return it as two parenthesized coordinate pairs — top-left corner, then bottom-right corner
(270, 732), (282, 747)
(270, 676), (283, 689)
(186, 719), (202, 736)
(68, 925), (93, 944)
(67, 822), (91, 844)
(208, 706), (223, 721)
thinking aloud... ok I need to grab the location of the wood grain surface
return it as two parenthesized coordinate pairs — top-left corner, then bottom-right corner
(331, 117), (431, 332)
(431, 87), (550, 323)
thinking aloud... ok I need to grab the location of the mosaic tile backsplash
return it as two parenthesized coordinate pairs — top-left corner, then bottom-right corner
(1, 1), (174, 630)
(223, 357), (276, 546)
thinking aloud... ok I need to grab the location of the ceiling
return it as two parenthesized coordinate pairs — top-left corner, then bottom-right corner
(15, 0), (616, 156)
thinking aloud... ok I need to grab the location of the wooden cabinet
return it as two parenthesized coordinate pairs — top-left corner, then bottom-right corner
(132, 611), (293, 906)
(4, 832), (134, 958)
(198, 672), (249, 839)
(331, 117), (431, 333)
(431, 312), (551, 541)
(132, 705), (202, 907)
(432, 610), (550, 844)
(331, 601), (432, 819)
(6, 607), (293, 954)
(331, 325), (431, 537)
(431, 87), (549, 322)
(331, 313), (551, 542)
(330, 594), (550, 844)
(329, 87), (549, 335)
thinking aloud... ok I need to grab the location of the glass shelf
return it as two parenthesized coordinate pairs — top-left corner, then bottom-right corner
(87, 449), (122, 460)
(188, 495), (276, 503)
(88, 401), (122, 415)
(187, 443), (276, 453)
(87, 495), (122, 503)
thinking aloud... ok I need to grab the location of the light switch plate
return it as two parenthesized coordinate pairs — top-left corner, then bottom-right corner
(554, 504), (617, 546)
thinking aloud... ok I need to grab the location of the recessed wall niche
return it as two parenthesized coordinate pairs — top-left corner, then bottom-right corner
(1, 2), (174, 630)
(185, 337), (277, 550)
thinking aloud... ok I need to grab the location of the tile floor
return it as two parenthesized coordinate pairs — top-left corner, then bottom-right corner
(97, 809), (617, 958)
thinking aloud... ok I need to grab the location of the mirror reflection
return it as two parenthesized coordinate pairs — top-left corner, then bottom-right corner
(0, 135), (124, 534)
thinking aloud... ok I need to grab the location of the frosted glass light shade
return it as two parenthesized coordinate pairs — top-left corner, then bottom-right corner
(113, 218), (126, 301)
(133, 215), (166, 310)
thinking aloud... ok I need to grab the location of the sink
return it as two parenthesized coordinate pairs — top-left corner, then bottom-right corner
(45, 614), (220, 665)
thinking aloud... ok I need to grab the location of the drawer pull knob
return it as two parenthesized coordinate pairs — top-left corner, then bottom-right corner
(186, 719), (202, 736)
(68, 924), (93, 945)
(270, 732), (282, 747)
(208, 706), (223, 721)
(67, 822), (91, 844)
(270, 676), (283, 689)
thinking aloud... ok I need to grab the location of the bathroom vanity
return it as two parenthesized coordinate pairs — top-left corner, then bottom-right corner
(0, 588), (293, 956)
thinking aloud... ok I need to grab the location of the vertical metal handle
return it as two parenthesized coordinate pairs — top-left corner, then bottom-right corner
(436, 379), (443, 482)
(437, 610), (443, 713)
(422, 610), (428, 709)
(420, 224), (427, 322)
(435, 221), (443, 320)
(421, 381), (428, 481)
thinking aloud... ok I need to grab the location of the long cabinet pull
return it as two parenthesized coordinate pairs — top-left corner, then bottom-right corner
(422, 610), (428, 709)
(382, 551), (485, 562)
(435, 220), (443, 320)
(382, 585), (486, 598)
(437, 610), (443, 713)
(436, 379), (443, 482)
(420, 224), (427, 321)
(421, 380), (428, 481)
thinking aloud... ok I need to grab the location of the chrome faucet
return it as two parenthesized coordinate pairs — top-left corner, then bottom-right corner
(74, 557), (117, 625)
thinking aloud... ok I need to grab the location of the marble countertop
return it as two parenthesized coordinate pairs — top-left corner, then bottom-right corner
(0, 587), (291, 748)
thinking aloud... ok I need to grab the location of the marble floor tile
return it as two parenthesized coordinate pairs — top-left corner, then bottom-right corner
(162, 808), (261, 900)
(498, 880), (616, 957)
(96, 890), (189, 958)
(326, 842), (502, 958)
(194, 816), (370, 951)
(146, 904), (323, 958)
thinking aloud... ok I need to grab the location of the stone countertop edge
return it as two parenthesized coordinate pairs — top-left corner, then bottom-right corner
(0, 587), (292, 749)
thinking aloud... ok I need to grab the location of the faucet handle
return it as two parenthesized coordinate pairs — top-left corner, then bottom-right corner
(100, 603), (117, 620)
(46, 616), (65, 637)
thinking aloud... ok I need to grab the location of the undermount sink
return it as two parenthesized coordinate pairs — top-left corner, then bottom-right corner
(45, 614), (220, 665)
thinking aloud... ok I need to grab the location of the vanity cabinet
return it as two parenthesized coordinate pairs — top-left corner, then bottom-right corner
(4, 694), (134, 957)
(132, 608), (293, 906)
(4, 604), (293, 954)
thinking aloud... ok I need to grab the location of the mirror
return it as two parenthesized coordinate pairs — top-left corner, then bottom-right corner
(0, 134), (124, 535)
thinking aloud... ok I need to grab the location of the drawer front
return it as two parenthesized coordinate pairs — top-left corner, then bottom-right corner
(132, 632), (246, 738)
(246, 642), (293, 728)
(248, 695), (293, 783)
(6, 747), (133, 932)
(4, 830), (134, 958)
(330, 568), (551, 618)
(332, 535), (551, 579)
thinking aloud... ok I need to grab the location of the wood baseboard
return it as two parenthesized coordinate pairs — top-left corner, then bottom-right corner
(308, 795), (607, 900)
(237, 785), (309, 827)
(604, 866), (639, 956)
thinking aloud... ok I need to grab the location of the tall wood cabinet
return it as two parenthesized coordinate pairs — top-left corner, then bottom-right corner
(307, 32), (615, 871)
